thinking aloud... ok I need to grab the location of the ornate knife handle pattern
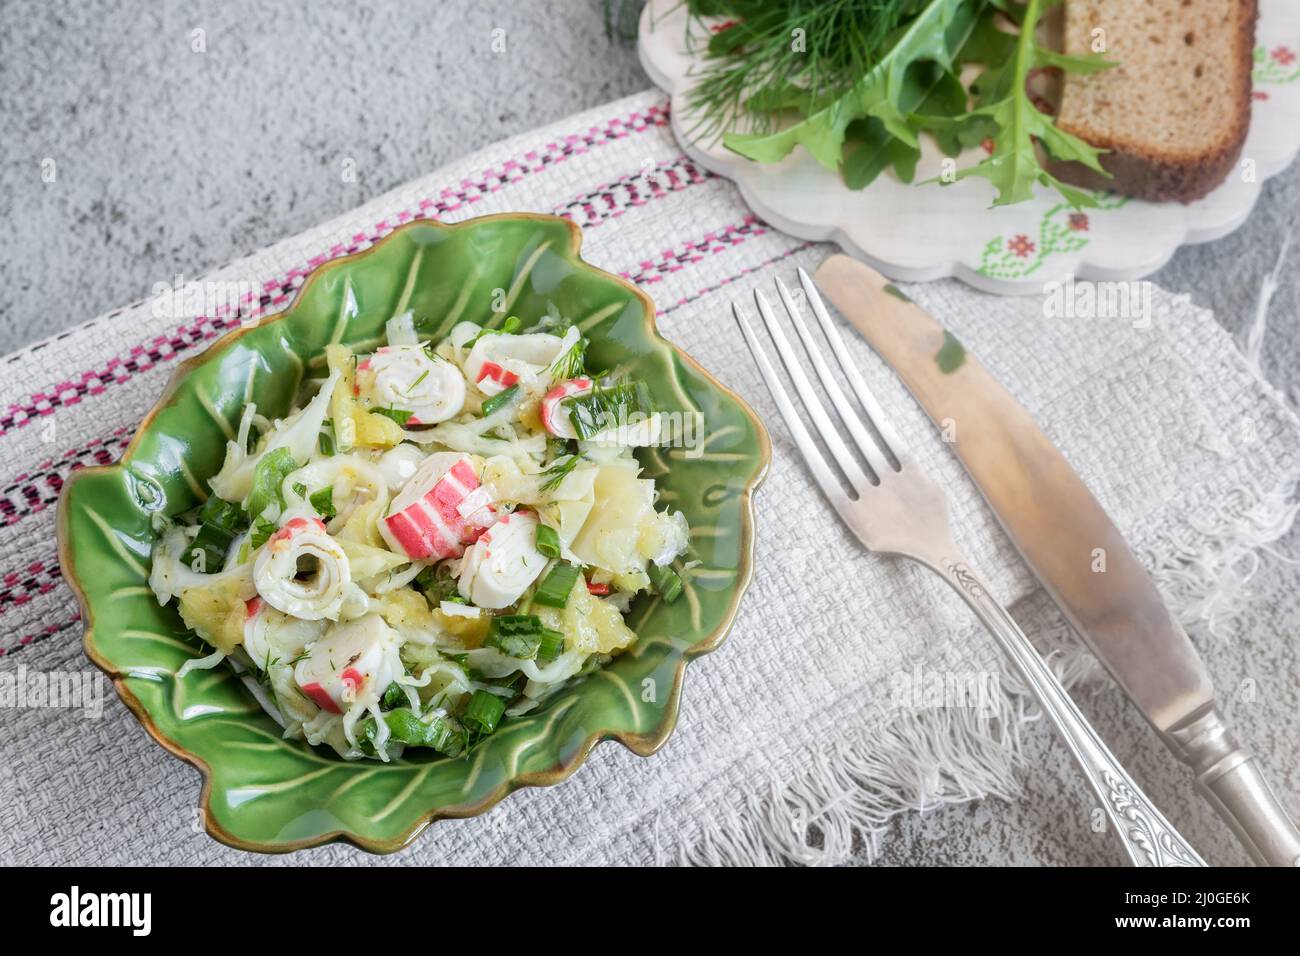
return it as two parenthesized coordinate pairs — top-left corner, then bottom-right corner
(940, 558), (1205, 867)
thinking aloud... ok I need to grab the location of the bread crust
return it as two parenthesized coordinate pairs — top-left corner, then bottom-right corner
(1048, 0), (1258, 204)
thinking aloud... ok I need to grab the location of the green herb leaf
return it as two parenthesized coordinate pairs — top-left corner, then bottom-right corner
(414, 564), (463, 604)
(309, 486), (336, 518)
(935, 330), (967, 373)
(699, 0), (1110, 207)
(721, 0), (981, 170)
(371, 406), (413, 427)
(381, 682), (407, 710)
(246, 447), (298, 519)
(934, 0), (1112, 207)
(249, 515), (278, 550)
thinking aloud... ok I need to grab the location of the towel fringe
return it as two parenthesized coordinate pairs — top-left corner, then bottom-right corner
(678, 477), (1299, 866)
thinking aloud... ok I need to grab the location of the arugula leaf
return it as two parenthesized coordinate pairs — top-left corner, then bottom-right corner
(934, 0), (1112, 207)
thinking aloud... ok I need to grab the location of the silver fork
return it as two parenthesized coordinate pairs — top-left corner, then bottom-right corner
(735, 269), (1206, 867)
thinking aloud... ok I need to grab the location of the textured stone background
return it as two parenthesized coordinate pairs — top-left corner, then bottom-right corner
(3, 0), (1297, 866)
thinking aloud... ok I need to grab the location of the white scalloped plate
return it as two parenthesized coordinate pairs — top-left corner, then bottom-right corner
(638, 0), (1300, 294)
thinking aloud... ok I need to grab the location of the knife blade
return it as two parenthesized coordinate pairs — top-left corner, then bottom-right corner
(814, 253), (1300, 866)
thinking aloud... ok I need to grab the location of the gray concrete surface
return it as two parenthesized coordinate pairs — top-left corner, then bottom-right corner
(2, 0), (1297, 867)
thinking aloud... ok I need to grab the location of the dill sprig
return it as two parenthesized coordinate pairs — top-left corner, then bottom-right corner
(548, 336), (589, 381)
(540, 454), (584, 492)
(684, 0), (930, 142)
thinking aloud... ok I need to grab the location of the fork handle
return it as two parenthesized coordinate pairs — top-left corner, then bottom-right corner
(936, 556), (1206, 867)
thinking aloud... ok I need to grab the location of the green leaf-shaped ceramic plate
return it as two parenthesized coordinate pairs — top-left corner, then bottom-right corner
(58, 214), (769, 853)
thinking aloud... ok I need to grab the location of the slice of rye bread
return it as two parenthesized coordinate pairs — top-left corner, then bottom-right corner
(1048, 0), (1258, 203)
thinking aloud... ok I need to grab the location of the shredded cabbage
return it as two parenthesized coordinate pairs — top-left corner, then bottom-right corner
(149, 308), (689, 761)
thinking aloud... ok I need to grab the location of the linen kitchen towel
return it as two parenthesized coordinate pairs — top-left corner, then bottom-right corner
(2, 91), (1298, 866)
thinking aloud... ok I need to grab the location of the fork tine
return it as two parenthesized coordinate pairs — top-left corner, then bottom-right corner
(751, 289), (871, 492)
(774, 276), (893, 482)
(797, 267), (906, 466)
(732, 301), (855, 515)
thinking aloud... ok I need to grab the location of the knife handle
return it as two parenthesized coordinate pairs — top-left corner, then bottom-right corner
(935, 555), (1205, 867)
(1165, 707), (1300, 866)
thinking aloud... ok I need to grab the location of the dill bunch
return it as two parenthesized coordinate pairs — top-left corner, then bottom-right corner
(684, 0), (932, 141)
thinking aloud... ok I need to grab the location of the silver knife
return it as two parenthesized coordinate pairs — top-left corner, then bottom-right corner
(815, 253), (1300, 866)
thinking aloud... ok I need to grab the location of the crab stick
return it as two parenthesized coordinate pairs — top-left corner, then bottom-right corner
(293, 613), (402, 715)
(253, 517), (351, 620)
(540, 377), (593, 439)
(379, 453), (496, 561)
(366, 345), (465, 424)
(465, 330), (569, 397)
(456, 510), (548, 609)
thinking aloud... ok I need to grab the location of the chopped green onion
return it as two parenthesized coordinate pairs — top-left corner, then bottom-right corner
(464, 690), (506, 735)
(566, 380), (651, 440)
(372, 406), (413, 427)
(319, 420), (336, 456)
(480, 385), (519, 417)
(537, 627), (566, 661)
(309, 486), (336, 518)
(381, 682), (406, 709)
(246, 447), (298, 520)
(649, 563), (683, 603)
(365, 708), (464, 756)
(485, 614), (543, 659)
(189, 496), (248, 572)
(487, 671), (526, 693)
(535, 524), (561, 558)
(533, 562), (579, 608)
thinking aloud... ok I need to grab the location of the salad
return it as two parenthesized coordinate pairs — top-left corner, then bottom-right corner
(148, 308), (689, 762)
